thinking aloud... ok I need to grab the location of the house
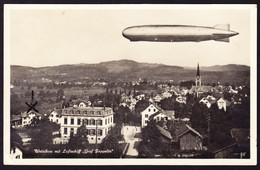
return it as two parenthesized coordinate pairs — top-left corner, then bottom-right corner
(217, 97), (227, 111)
(199, 95), (217, 108)
(212, 128), (250, 158)
(200, 96), (229, 111)
(140, 104), (160, 128)
(150, 110), (175, 123)
(170, 86), (182, 96)
(189, 86), (211, 97)
(162, 91), (172, 99)
(11, 114), (22, 128)
(58, 104), (114, 144)
(156, 125), (172, 144)
(175, 124), (203, 150)
(153, 94), (163, 103)
(176, 96), (186, 104)
(49, 109), (62, 124)
(135, 94), (145, 101)
(12, 111), (42, 127)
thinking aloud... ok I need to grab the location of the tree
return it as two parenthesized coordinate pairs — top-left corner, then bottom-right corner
(135, 100), (149, 114)
(180, 81), (195, 89)
(159, 96), (176, 110)
(99, 124), (123, 158)
(190, 103), (208, 135)
(56, 89), (64, 102)
(68, 123), (89, 149)
(30, 118), (59, 149)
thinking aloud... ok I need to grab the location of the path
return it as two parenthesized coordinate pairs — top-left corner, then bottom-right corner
(122, 125), (142, 157)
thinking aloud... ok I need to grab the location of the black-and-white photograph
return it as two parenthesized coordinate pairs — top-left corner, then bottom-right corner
(4, 4), (257, 165)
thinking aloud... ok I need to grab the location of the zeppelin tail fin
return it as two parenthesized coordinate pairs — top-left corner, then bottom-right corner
(214, 24), (230, 30)
(215, 38), (230, 42)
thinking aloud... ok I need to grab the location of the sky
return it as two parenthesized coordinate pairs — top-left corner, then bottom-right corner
(7, 5), (255, 67)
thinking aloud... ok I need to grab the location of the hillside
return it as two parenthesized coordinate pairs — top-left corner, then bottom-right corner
(11, 60), (250, 85)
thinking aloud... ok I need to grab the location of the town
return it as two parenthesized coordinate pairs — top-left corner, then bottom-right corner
(10, 63), (250, 159)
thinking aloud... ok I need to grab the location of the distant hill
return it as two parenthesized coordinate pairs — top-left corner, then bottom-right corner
(11, 59), (250, 85)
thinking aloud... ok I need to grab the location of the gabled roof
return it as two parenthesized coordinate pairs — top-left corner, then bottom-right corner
(50, 109), (62, 115)
(11, 114), (22, 121)
(21, 111), (41, 118)
(156, 125), (172, 140)
(176, 124), (203, 139)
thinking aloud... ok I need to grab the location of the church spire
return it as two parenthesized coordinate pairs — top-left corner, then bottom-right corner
(196, 63), (200, 77)
(195, 63), (201, 86)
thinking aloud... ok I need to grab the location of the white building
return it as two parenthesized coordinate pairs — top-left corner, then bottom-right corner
(140, 104), (159, 128)
(151, 110), (175, 122)
(59, 105), (114, 144)
(21, 111), (41, 127)
(176, 96), (187, 104)
(217, 97), (227, 111)
(162, 91), (172, 98)
(49, 109), (62, 124)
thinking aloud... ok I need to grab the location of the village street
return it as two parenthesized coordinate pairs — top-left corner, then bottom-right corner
(122, 125), (142, 157)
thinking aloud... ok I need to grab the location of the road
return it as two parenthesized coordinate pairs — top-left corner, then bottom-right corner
(122, 125), (141, 157)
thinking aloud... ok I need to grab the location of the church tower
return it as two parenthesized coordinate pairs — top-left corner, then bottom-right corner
(195, 63), (201, 86)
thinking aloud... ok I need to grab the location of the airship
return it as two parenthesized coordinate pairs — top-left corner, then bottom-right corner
(122, 24), (238, 43)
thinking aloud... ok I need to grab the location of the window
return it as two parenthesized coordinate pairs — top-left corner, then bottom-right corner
(98, 129), (103, 136)
(97, 111), (101, 115)
(108, 118), (110, 124)
(148, 109), (151, 112)
(76, 110), (80, 114)
(83, 111), (87, 114)
(15, 155), (20, 159)
(154, 109), (156, 112)
(145, 120), (148, 124)
(64, 118), (67, 124)
(71, 118), (74, 125)
(77, 118), (81, 125)
(50, 114), (53, 117)
(56, 119), (58, 123)
(85, 119), (89, 125)
(91, 111), (94, 115)
(64, 128), (67, 134)
(70, 128), (74, 136)
(105, 119), (107, 125)
(90, 129), (95, 136)
(91, 119), (95, 125)
(70, 110), (74, 114)
(98, 138), (101, 140)
(97, 120), (102, 126)
(64, 110), (67, 113)
(145, 114), (148, 118)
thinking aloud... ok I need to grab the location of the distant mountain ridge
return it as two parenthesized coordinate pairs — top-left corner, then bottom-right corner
(11, 59), (250, 84)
